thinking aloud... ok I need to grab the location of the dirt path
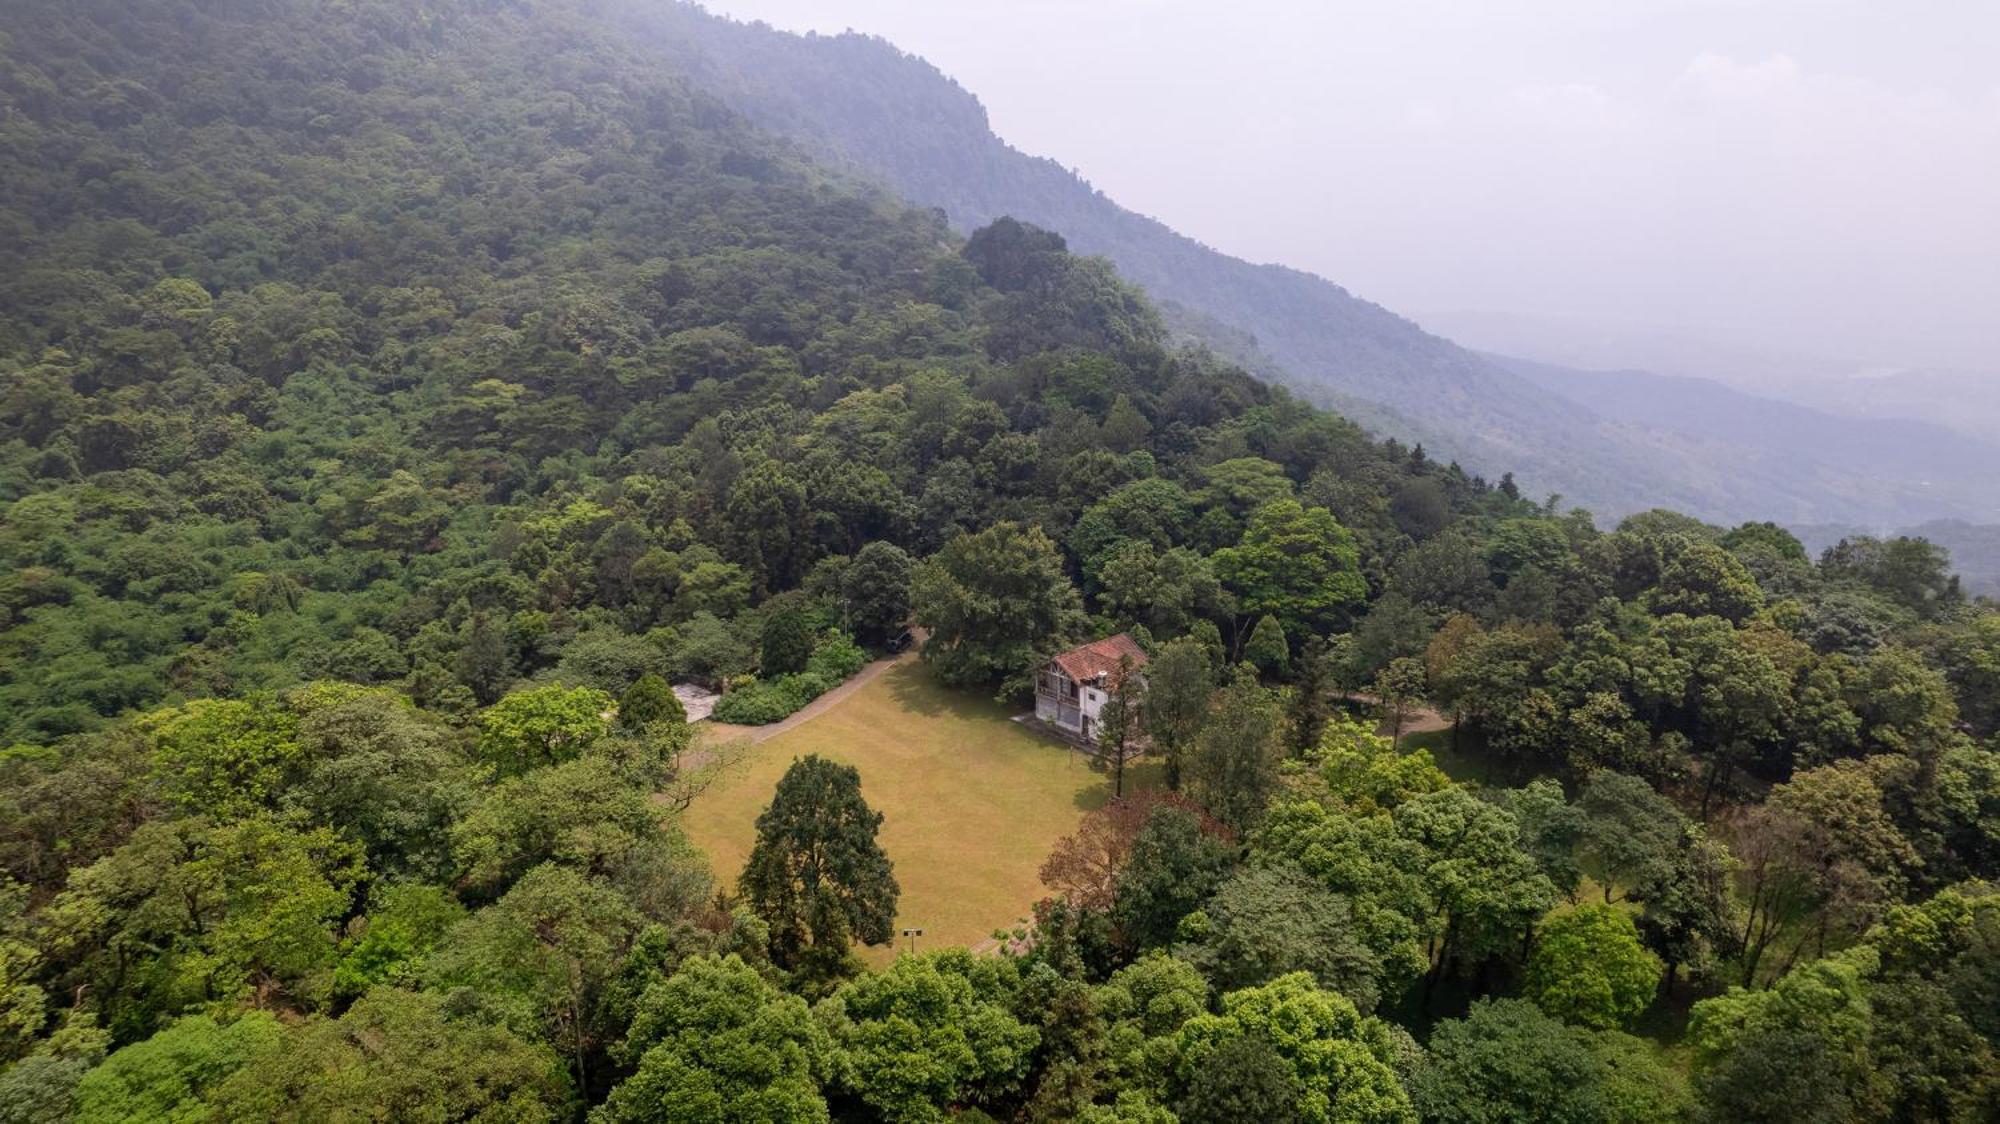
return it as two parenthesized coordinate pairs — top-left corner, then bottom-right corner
(701, 647), (919, 748)
(696, 632), (928, 752)
(1339, 691), (1450, 737)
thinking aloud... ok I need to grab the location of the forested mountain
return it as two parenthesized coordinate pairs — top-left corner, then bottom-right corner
(1, 1), (1997, 1121)
(622, 3), (1999, 528)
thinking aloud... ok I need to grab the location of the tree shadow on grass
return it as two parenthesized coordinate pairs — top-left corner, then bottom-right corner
(883, 660), (950, 718)
(1072, 758), (1167, 811)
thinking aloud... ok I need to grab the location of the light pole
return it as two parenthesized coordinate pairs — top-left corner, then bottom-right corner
(900, 926), (924, 955)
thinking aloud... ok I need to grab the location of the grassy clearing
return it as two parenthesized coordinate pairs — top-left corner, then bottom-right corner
(679, 660), (1158, 962)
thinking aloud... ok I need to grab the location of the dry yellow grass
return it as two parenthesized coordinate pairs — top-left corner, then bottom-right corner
(678, 660), (1157, 962)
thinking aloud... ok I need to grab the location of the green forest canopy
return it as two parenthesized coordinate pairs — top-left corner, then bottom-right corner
(0, 1), (1996, 1121)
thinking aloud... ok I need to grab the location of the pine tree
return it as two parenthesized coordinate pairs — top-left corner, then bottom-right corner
(741, 756), (899, 968)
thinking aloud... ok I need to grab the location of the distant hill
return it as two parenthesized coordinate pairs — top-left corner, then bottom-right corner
(1495, 356), (2000, 526)
(617, 3), (2000, 528)
(1430, 307), (2000, 445)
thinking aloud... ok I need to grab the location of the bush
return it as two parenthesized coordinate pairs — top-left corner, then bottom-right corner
(710, 633), (868, 725)
(808, 633), (868, 680)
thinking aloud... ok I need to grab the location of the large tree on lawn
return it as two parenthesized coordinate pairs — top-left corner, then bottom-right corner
(741, 756), (900, 969)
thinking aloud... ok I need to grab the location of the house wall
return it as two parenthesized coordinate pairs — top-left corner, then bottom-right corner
(1079, 684), (1105, 723)
(1036, 666), (1083, 731)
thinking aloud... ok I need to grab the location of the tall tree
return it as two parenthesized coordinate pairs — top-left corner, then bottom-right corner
(1370, 657), (1427, 749)
(740, 756), (899, 968)
(1523, 905), (1662, 1030)
(1285, 634), (1337, 758)
(1211, 499), (1367, 638)
(841, 541), (913, 647)
(1141, 637), (1213, 790)
(911, 523), (1083, 690)
(1098, 655), (1145, 800)
(1185, 668), (1284, 834)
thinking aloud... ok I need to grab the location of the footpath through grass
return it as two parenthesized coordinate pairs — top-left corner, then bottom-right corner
(680, 660), (1154, 961)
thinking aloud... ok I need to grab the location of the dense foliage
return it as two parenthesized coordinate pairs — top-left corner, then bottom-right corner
(1, 0), (1997, 1121)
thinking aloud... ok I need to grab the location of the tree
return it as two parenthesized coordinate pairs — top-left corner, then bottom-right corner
(1069, 479), (1197, 582)
(285, 683), (475, 883)
(1167, 973), (1413, 1124)
(72, 1012), (284, 1124)
(451, 754), (711, 908)
(1369, 657), (1426, 748)
(911, 522), (1083, 689)
(1211, 499), (1367, 637)
(476, 685), (615, 777)
(1173, 1033), (1305, 1124)
(1243, 614), (1289, 677)
(1313, 716), (1450, 814)
(1098, 544), (1223, 639)
(1185, 669), (1284, 833)
(760, 610), (815, 677)
(1821, 535), (1961, 619)
(1140, 637), (1212, 789)
(1524, 905), (1663, 1029)
(1734, 761), (1918, 983)
(963, 215), (1069, 290)
(455, 613), (518, 704)
(1687, 952), (1879, 1123)
(1040, 791), (1226, 913)
(1392, 787), (1557, 993)
(1651, 535), (1764, 622)
(141, 697), (302, 820)
(1098, 655), (1144, 799)
(1501, 778), (1585, 902)
(740, 756), (899, 967)
(1630, 825), (1737, 990)
(725, 461), (812, 594)
(619, 672), (686, 729)
(42, 818), (365, 1033)
(1575, 771), (1685, 902)
(601, 953), (831, 1124)
(1285, 635), (1337, 757)
(1935, 614), (2000, 738)
(1413, 999), (1608, 1124)
(1111, 805), (1238, 951)
(1347, 594), (1435, 684)
(818, 951), (1039, 1121)
(842, 541), (913, 646)
(331, 883), (466, 997)
(1180, 863), (1388, 1010)
(205, 988), (571, 1122)
(422, 865), (642, 1100)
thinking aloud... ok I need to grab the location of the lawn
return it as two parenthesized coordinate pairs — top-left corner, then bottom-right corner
(679, 660), (1156, 961)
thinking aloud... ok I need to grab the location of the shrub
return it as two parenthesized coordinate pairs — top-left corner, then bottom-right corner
(808, 633), (868, 680)
(709, 633), (868, 724)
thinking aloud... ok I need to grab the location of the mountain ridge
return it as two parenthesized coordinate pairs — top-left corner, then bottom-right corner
(639, 2), (2000, 530)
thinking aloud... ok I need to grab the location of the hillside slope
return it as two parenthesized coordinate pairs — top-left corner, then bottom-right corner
(628, 4), (1995, 526)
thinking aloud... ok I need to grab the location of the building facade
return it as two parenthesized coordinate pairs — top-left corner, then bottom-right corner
(1034, 633), (1148, 743)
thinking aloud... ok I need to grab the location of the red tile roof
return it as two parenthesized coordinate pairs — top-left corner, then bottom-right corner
(1051, 633), (1148, 685)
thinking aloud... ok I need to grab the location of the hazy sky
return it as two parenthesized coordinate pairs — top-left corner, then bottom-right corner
(698, 0), (2000, 374)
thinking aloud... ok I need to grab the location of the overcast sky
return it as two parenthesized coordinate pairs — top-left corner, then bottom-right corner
(698, 0), (2000, 375)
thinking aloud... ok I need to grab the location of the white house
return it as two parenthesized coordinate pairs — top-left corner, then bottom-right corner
(1034, 633), (1148, 744)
